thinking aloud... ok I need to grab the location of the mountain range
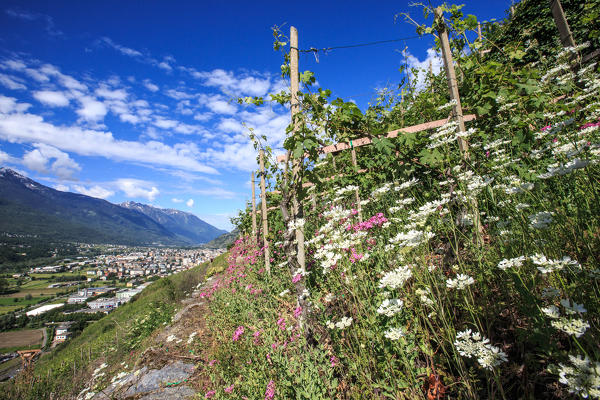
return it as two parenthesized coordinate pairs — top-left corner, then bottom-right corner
(0, 167), (227, 245)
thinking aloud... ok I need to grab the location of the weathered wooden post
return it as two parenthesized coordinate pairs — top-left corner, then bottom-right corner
(435, 6), (470, 159)
(290, 26), (306, 272)
(251, 171), (257, 238)
(477, 22), (483, 57)
(429, 59), (434, 94)
(351, 147), (362, 221)
(259, 149), (270, 273)
(550, 0), (576, 48)
(435, 6), (483, 240)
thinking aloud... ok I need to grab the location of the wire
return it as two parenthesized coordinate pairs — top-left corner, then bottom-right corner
(292, 35), (423, 54)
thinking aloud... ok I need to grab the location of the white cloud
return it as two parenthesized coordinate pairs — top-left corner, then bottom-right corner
(2, 60), (50, 83)
(165, 89), (193, 100)
(0, 147), (17, 165)
(5, 8), (63, 36)
(175, 100), (194, 115)
(73, 184), (114, 199)
(171, 198), (183, 203)
(202, 106), (288, 171)
(0, 73), (26, 90)
(39, 64), (87, 91)
(54, 184), (70, 192)
(217, 118), (244, 134)
(143, 79), (159, 92)
(0, 98), (218, 174)
(1, 60), (26, 71)
(22, 143), (81, 179)
(116, 178), (159, 201)
(193, 113), (212, 122)
(76, 96), (108, 122)
(158, 61), (172, 71)
(119, 113), (140, 124)
(0, 95), (31, 113)
(95, 85), (128, 101)
(25, 68), (50, 82)
(403, 48), (443, 91)
(153, 118), (178, 129)
(186, 198), (194, 207)
(33, 90), (70, 107)
(22, 149), (48, 172)
(100, 37), (143, 57)
(205, 98), (236, 115)
(193, 69), (272, 96)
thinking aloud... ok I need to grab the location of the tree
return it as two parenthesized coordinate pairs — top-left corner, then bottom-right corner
(0, 277), (9, 294)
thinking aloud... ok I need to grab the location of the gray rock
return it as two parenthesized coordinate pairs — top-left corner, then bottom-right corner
(123, 361), (195, 397)
(138, 386), (196, 399)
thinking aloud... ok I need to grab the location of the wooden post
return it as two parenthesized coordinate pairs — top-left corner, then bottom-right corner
(251, 172), (257, 238)
(550, 0), (576, 48)
(351, 148), (362, 221)
(259, 150), (270, 273)
(429, 59), (434, 94)
(435, 6), (483, 241)
(435, 6), (470, 160)
(477, 22), (483, 57)
(290, 26), (306, 272)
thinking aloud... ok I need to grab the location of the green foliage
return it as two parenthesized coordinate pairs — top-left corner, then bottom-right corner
(227, 2), (600, 399)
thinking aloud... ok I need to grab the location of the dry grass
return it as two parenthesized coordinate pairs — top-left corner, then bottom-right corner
(1, 288), (64, 298)
(0, 329), (44, 348)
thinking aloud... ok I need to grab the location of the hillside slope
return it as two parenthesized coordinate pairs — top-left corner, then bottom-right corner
(0, 168), (183, 245)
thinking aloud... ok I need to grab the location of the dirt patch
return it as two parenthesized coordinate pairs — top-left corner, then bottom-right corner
(1, 288), (63, 298)
(0, 329), (44, 348)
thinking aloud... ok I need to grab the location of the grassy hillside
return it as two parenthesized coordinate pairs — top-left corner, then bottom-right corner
(185, 2), (600, 399)
(1, 253), (227, 399)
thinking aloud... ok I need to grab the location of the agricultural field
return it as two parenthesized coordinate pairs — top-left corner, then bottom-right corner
(0, 329), (44, 351)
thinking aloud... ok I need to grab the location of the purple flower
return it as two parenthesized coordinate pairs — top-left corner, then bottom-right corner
(232, 326), (245, 342)
(264, 380), (276, 400)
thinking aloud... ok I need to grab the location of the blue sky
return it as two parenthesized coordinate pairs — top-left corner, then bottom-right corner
(0, 1), (513, 231)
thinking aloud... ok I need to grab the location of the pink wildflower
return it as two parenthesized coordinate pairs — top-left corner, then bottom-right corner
(264, 380), (276, 400)
(205, 390), (216, 398)
(346, 212), (387, 232)
(224, 384), (234, 394)
(232, 326), (245, 342)
(293, 306), (303, 318)
(277, 318), (286, 330)
(292, 274), (302, 283)
(208, 359), (218, 367)
(349, 247), (363, 263)
(330, 355), (338, 367)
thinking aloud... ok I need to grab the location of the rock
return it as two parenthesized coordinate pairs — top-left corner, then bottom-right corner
(123, 361), (195, 397)
(138, 386), (196, 399)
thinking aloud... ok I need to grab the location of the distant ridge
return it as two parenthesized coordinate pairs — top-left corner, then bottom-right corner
(202, 228), (239, 249)
(120, 201), (227, 244)
(0, 167), (225, 245)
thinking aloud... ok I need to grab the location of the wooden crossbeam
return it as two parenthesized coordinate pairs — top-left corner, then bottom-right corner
(17, 349), (41, 369)
(276, 115), (476, 163)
